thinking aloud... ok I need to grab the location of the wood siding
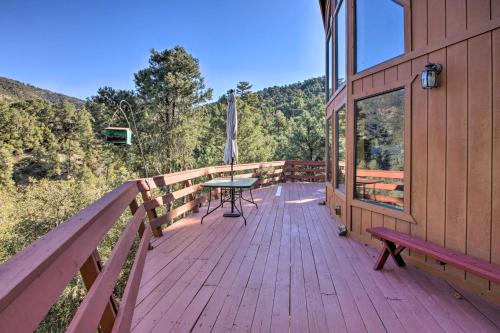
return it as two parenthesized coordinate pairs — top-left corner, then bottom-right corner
(324, 0), (500, 300)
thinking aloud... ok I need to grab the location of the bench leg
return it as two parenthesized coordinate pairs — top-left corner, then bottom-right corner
(373, 240), (406, 270)
(374, 247), (391, 270)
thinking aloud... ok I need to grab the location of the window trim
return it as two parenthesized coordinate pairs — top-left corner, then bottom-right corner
(326, 115), (333, 183)
(326, 32), (333, 101)
(353, 0), (409, 75)
(352, 86), (409, 213)
(326, 0), (347, 103)
(334, 104), (347, 193)
(334, 0), (347, 92)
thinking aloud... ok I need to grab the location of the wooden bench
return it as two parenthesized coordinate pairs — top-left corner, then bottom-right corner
(366, 227), (500, 285)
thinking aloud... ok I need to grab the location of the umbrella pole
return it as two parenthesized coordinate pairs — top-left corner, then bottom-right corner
(231, 158), (234, 182)
(231, 158), (234, 213)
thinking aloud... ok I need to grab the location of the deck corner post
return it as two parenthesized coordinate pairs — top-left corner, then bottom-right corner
(80, 251), (118, 333)
(139, 179), (163, 237)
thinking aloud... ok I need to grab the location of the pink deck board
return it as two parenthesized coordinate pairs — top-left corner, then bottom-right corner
(131, 183), (500, 333)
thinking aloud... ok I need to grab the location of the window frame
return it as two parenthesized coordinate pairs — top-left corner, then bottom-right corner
(334, 0), (347, 91)
(326, 31), (333, 101)
(334, 105), (347, 193)
(326, 115), (333, 183)
(326, 0), (347, 103)
(353, 0), (409, 75)
(352, 86), (411, 216)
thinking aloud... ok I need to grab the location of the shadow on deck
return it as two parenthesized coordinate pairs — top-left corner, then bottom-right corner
(131, 183), (500, 333)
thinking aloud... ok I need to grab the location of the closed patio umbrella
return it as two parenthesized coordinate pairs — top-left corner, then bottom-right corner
(223, 89), (238, 179)
(223, 89), (240, 217)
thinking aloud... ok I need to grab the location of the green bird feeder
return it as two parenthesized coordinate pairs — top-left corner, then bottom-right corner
(103, 127), (132, 145)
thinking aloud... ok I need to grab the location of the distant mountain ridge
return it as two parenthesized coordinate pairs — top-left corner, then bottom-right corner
(0, 75), (325, 114)
(0, 76), (84, 108)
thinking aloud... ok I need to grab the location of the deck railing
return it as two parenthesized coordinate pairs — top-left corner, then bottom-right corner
(0, 160), (324, 333)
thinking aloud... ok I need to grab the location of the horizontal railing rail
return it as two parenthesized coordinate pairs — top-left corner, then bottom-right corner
(0, 160), (325, 333)
(284, 160), (325, 182)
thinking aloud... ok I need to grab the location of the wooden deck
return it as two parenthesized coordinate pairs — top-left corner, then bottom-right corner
(131, 183), (500, 333)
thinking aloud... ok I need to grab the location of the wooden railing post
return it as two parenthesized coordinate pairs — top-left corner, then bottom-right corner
(184, 179), (200, 213)
(139, 179), (163, 237)
(269, 168), (275, 185)
(256, 168), (263, 188)
(80, 251), (117, 333)
(129, 199), (145, 238)
(129, 198), (153, 250)
(208, 174), (220, 199)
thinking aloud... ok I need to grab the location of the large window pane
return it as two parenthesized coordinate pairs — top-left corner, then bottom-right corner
(326, 33), (333, 99)
(326, 116), (333, 182)
(355, 0), (404, 72)
(335, 106), (346, 192)
(335, 0), (346, 89)
(355, 89), (404, 210)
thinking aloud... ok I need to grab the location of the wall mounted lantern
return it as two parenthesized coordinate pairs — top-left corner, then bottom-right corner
(421, 63), (442, 89)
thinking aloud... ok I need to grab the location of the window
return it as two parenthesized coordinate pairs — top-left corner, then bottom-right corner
(326, 116), (333, 182)
(355, 0), (404, 72)
(326, 33), (333, 99)
(335, 106), (346, 192)
(355, 89), (404, 210)
(335, 0), (346, 89)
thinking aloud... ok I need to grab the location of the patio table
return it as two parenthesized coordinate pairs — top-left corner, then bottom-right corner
(356, 177), (384, 199)
(200, 177), (258, 225)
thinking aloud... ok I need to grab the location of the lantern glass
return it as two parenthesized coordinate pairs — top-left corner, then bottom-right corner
(421, 64), (442, 89)
(420, 71), (428, 88)
(427, 70), (437, 87)
(421, 69), (436, 88)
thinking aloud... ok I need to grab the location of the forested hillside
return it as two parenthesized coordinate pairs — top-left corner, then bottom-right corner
(0, 76), (84, 108)
(0, 46), (324, 331)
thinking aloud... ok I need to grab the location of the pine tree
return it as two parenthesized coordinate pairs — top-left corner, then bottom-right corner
(236, 81), (252, 97)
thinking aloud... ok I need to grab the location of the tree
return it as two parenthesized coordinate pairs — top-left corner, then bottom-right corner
(133, 47), (212, 174)
(134, 46), (212, 125)
(195, 94), (275, 165)
(236, 81), (252, 97)
(0, 144), (15, 187)
(285, 100), (325, 161)
(0, 100), (100, 183)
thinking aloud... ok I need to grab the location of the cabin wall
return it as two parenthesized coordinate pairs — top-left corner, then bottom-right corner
(323, 0), (500, 300)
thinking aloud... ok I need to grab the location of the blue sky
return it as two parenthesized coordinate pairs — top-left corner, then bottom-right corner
(0, 0), (325, 100)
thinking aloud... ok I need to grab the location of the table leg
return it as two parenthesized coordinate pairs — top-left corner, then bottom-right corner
(201, 189), (212, 224)
(238, 188), (246, 225)
(231, 188), (235, 213)
(240, 188), (258, 209)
